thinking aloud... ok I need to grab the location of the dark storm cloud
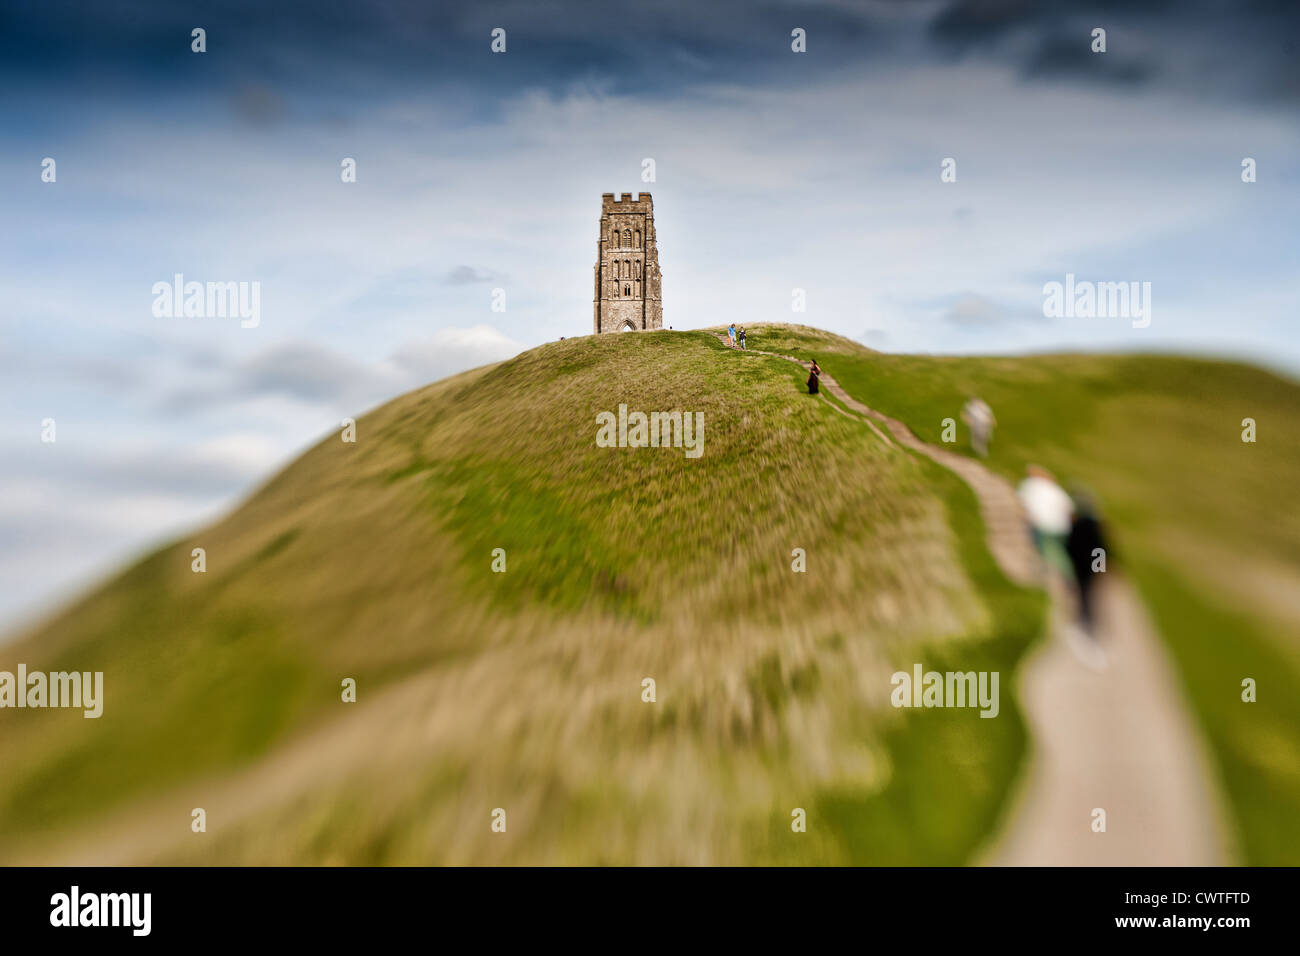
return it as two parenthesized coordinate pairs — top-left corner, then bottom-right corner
(930, 0), (1043, 43)
(929, 0), (1299, 102)
(930, 0), (1181, 46)
(2, 0), (1294, 112)
(0, 0), (879, 105)
(1021, 33), (1153, 86)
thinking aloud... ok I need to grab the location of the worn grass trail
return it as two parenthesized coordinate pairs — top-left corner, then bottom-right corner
(718, 334), (1036, 587)
(718, 331), (1229, 864)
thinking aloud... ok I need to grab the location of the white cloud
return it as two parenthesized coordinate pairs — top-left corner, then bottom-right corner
(385, 325), (524, 384)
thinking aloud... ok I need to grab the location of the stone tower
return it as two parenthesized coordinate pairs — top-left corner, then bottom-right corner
(593, 192), (663, 333)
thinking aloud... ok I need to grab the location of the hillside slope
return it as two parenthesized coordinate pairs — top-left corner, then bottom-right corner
(0, 331), (1042, 865)
(746, 324), (1300, 864)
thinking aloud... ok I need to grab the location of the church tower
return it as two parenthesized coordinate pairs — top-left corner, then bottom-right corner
(593, 192), (663, 333)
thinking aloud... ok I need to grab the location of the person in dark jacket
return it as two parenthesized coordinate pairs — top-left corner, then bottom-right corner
(807, 359), (821, 395)
(1065, 493), (1109, 636)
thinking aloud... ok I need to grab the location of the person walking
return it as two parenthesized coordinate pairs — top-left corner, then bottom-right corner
(727, 323), (737, 348)
(807, 359), (821, 395)
(961, 396), (997, 458)
(1017, 465), (1073, 577)
(1065, 491), (1109, 637)
(738, 327), (747, 350)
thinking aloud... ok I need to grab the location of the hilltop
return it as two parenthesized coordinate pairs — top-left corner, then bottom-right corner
(0, 329), (1041, 864)
(2, 325), (1295, 864)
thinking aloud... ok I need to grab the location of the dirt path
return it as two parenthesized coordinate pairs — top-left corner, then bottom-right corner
(722, 334), (1231, 865)
(717, 335), (1038, 585)
(986, 576), (1231, 865)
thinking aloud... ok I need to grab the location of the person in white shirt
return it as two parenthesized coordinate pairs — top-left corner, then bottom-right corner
(961, 397), (996, 457)
(1017, 465), (1074, 575)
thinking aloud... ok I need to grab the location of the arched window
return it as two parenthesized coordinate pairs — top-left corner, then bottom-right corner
(635, 262), (641, 278)
(624, 259), (631, 279)
(623, 229), (632, 248)
(624, 285), (631, 297)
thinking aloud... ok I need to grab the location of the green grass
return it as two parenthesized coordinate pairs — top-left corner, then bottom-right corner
(745, 323), (1300, 864)
(811, 462), (1045, 865)
(7, 323), (1293, 864)
(0, 329), (1044, 865)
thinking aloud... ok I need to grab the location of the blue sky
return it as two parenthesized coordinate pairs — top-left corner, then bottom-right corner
(2, 0), (1298, 631)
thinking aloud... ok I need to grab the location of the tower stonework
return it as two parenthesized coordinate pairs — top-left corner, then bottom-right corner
(593, 192), (663, 333)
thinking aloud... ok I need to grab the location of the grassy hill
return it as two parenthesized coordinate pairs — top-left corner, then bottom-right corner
(745, 324), (1300, 864)
(0, 329), (1043, 865)
(4, 324), (1293, 865)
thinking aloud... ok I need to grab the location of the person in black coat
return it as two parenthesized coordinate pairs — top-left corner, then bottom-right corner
(1065, 494), (1109, 636)
(807, 359), (821, 395)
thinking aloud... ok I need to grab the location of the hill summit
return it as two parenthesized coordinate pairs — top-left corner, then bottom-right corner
(0, 327), (1030, 865)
